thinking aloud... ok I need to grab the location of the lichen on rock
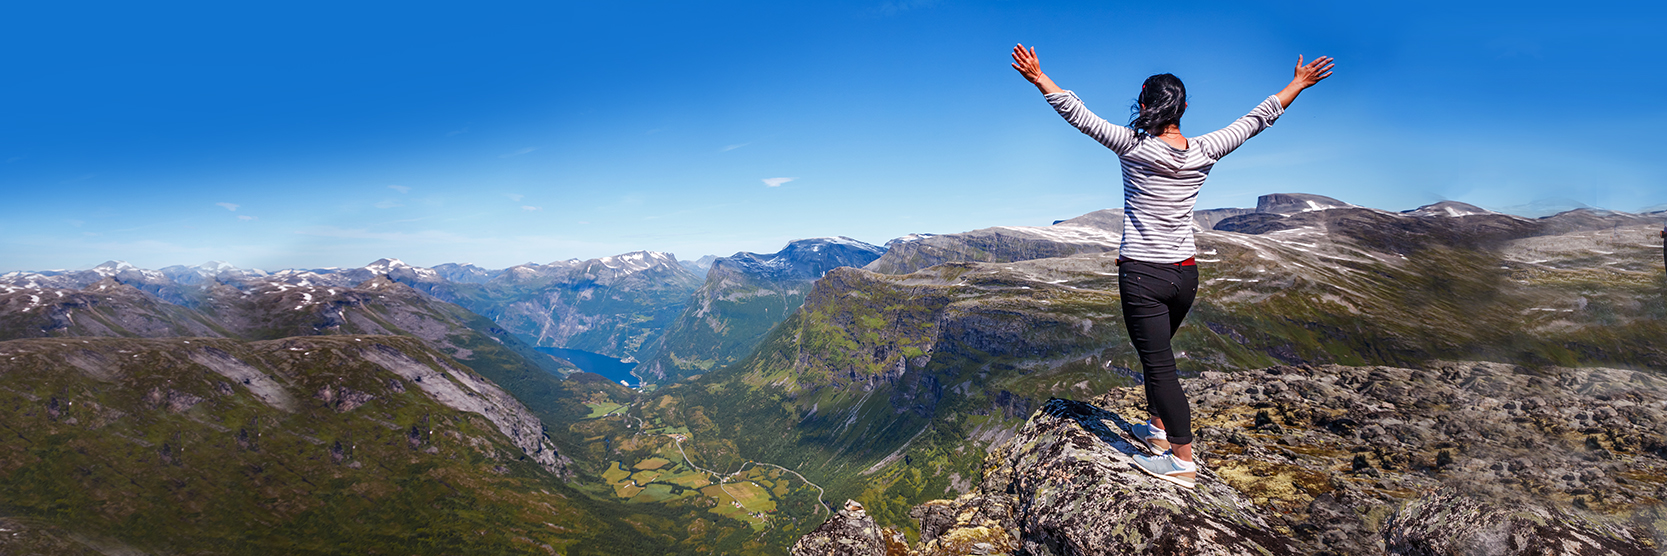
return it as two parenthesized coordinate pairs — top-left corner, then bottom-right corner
(793, 361), (1667, 555)
(791, 499), (910, 556)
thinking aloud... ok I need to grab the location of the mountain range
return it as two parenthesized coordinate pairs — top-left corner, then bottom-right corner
(2, 193), (1664, 554)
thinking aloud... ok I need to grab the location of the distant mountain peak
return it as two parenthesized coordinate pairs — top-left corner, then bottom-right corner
(682, 255), (718, 270)
(363, 258), (412, 273)
(1496, 198), (1595, 218)
(714, 238), (885, 281)
(1255, 193), (1356, 215)
(1402, 201), (1502, 218)
(92, 260), (140, 275)
(885, 233), (937, 248)
(197, 261), (239, 272)
(595, 251), (676, 273)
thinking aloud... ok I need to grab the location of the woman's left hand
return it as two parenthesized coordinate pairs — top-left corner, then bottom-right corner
(1292, 55), (1335, 89)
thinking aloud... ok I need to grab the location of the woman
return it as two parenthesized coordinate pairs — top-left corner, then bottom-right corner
(1012, 44), (1333, 489)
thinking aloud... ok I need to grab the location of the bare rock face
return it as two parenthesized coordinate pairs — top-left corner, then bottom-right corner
(1091, 362), (1667, 555)
(794, 361), (1667, 555)
(1384, 489), (1654, 555)
(910, 494), (1021, 556)
(982, 398), (1301, 555)
(790, 500), (907, 556)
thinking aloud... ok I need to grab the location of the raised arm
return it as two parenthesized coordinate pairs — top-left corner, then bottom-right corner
(1014, 43), (1137, 154)
(1011, 44), (1062, 95)
(1274, 55), (1335, 109)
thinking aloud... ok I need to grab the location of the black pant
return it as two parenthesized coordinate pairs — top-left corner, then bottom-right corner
(1118, 259), (1199, 446)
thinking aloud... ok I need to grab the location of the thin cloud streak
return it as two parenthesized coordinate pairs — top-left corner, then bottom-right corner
(762, 177), (797, 188)
(216, 202), (240, 211)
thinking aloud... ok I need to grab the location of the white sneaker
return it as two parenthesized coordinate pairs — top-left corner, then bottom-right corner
(1137, 420), (1171, 453)
(1132, 451), (1197, 489)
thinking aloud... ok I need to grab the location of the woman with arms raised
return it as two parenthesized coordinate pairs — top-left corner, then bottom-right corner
(1012, 44), (1333, 489)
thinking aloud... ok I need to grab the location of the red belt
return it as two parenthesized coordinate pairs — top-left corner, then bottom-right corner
(1117, 257), (1196, 266)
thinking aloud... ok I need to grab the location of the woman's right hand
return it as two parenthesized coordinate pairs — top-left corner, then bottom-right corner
(1012, 44), (1063, 95)
(1276, 54), (1335, 108)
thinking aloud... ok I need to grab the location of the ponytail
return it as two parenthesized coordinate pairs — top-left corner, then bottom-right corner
(1129, 73), (1187, 137)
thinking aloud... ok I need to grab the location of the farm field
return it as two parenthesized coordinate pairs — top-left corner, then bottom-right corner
(578, 403), (826, 532)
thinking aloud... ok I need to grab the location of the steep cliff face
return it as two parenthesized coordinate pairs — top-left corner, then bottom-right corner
(795, 361), (1667, 555)
(402, 252), (704, 360)
(636, 237), (885, 383)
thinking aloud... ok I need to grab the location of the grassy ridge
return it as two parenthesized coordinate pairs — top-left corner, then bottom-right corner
(0, 336), (675, 554)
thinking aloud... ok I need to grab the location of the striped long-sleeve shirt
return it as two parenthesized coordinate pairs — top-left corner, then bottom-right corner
(1046, 91), (1284, 263)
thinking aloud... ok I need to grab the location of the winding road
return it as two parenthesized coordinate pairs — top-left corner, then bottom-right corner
(610, 403), (831, 516)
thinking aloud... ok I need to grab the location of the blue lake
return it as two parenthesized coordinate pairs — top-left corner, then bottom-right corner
(536, 348), (638, 388)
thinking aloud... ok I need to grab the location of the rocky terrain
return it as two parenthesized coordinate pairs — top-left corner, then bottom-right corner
(794, 361), (1667, 555)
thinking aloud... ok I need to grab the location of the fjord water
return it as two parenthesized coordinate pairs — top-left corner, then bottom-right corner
(537, 347), (638, 387)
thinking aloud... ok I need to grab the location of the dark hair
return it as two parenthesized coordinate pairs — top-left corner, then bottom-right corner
(1130, 73), (1186, 137)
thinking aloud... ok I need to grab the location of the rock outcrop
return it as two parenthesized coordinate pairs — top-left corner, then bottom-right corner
(794, 362), (1667, 555)
(981, 398), (1301, 555)
(791, 500), (909, 556)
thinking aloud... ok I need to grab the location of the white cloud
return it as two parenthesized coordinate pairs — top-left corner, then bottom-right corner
(506, 193), (524, 202)
(447, 127), (469, 137)
(216, 202), (240, 211)
(762, 177), (797, 188)
(374, 200), (403, 209)
(238, 215), (257, 221)
(522, 206), (542, 211)
(721, 143), (750, 152)
(388, 185), (411, 193)
(500, 147), (538, 158)
(67, 219), (84, 227)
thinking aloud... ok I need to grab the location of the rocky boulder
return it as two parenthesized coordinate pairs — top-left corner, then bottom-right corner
(791, 500), (909, 556)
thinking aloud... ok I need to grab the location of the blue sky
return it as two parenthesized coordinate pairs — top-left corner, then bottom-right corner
(2, 1), (1663, 272)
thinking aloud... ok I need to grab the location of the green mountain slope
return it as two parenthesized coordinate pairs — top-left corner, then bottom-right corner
(636, 238), (885, 385)
(0, 267), (828, 554)
(0, 335), (674, 555)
